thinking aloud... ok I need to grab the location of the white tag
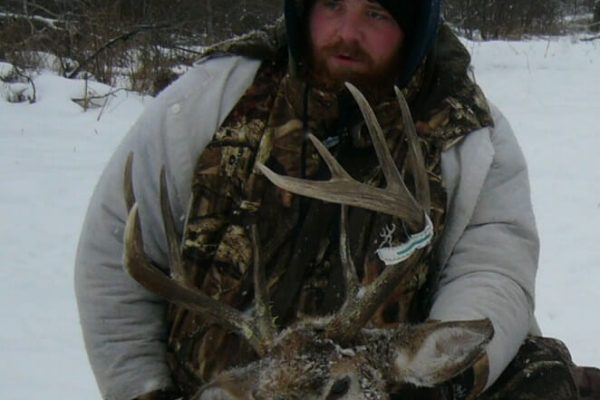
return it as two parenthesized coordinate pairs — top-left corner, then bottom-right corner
(375, 214), (433, 266)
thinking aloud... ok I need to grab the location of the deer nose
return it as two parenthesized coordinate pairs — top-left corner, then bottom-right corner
(328, 376), (351, 398)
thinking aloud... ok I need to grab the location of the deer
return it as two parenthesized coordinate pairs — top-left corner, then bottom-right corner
(122, 82), (494, 400)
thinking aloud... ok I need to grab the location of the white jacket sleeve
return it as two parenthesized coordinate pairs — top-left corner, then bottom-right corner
(74, 56), (261, 400)
(430, 108), (539, 388)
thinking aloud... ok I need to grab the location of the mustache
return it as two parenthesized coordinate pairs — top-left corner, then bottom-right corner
(321, 40), (372, 63)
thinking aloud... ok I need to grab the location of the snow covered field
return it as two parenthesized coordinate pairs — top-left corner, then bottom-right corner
(1, 36), (599, 399)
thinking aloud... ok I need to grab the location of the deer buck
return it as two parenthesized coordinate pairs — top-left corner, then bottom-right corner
(123, 83), (494, 400)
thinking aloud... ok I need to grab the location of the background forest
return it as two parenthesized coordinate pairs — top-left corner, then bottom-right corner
(1, 0), (599, 95)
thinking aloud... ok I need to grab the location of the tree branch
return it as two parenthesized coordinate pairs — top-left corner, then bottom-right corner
(581, 34), (600, 42)
(66, 23), (170, 79)
(1, 65), (37, 103)
(25, 1), (65, 20)
(0, 11), (63, 30)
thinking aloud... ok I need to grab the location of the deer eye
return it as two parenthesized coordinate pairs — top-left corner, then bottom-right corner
(327, 376), (350, 399)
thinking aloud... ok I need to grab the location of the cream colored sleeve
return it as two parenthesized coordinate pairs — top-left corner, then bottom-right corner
(74, 56), (261, 400)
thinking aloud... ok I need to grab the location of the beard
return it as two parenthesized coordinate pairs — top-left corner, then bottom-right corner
(309, 39), (402, 100)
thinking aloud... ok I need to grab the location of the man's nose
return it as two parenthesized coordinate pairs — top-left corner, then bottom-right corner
(335, 13), (363, 43)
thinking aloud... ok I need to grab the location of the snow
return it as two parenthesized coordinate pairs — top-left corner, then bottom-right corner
(466, 36), (600, 368)
(0, 35), (599, 398)
(0, 72), (148, 400)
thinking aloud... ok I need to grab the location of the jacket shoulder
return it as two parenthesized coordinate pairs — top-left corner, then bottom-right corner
(131, 55), (262, 223)
(439, 103), (531, 267)
(151, 55), (262, 114)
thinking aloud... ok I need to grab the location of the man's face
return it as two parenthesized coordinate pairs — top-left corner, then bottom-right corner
(309, 0), (405, 91)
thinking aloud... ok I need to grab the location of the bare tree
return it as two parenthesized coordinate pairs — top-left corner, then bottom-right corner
(594, 0), (600, 31)
(445, 0), (562, 38)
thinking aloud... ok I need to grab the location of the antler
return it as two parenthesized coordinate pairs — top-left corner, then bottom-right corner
(256, 83), (431, 341)
(122, 153), (275, 356)
(257, 83), (427, 232)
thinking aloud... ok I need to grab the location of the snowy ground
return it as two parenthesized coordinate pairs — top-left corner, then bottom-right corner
(1, 36), (599, 399)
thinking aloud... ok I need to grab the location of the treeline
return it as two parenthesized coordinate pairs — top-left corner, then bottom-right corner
(0, 0), (282, 94)
(1, 0), (599, 95)
(446, 0), (600, 39)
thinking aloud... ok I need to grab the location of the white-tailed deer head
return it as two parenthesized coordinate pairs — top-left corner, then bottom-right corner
(123, 83), (494, 400)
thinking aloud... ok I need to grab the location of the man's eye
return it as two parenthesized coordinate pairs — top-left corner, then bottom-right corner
(322, 0), (342, 10)
(367, 10), (390, 21)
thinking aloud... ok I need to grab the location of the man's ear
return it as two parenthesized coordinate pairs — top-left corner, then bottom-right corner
(392, 319), (494, 388)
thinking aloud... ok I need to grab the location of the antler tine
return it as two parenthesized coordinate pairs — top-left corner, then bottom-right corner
(124, 152), (136, 212)
(123, 155), (269, 356)
(306, 133), (353, 180)
(329, 251), (424, 341)
(394, 86), (431, 211)
(343, 83), (404, 193)
(159, 166), (189, 286)
(250, 224), (276, 344)
(339, 205), (360, 303)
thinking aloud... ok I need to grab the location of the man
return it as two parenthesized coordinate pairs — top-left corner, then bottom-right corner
(75, 1), (587, 399)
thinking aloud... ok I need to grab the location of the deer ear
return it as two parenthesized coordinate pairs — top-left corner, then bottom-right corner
(393, 319), (494, 388)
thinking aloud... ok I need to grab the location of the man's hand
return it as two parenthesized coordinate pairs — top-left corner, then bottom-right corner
(445, 353), (489, 400)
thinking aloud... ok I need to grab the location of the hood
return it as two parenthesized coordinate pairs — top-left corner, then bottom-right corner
(284, 0), (443, 87)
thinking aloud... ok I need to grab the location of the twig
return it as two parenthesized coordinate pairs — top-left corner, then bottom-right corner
(96, 88), (129, 121)
(72, 88), (126, 104)
(26, 2), (65, 20)
(564, 20), (600, 30)
(86, 87), (127, 101)
(66, 23), (171, 79)
(71, 87), (131, 118)
(581, 34), (600, 42)
(0, 11), (63, 30)
(13, 66), (37, 103)
(168, 44), (205, 55)
(544, 39), (551, 58)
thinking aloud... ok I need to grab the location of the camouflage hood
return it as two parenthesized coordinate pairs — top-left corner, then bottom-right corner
(283, 0), (443, 87)
(203, 0), (442, 88)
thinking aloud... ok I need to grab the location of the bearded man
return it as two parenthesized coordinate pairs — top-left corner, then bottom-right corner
(75, 1), (594, 399)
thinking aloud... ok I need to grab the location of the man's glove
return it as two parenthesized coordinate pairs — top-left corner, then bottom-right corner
(443, 353), (490, 400)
